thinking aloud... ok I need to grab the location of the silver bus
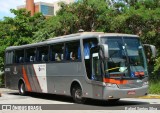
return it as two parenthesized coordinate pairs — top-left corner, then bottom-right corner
(5, 32), (156, 103)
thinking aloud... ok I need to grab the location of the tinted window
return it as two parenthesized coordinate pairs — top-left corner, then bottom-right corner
(50, 44), (64, 61)
(15, 50), (24, 63)
(5, 51), (14, 64)
(25, 48), (36, 62)
(83, 38), (98, 59)
(65, 41), (81, 61)
(37, 46), (49, 62)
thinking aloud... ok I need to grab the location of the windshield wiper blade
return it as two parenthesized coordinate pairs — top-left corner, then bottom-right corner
(122, 37), (131, 78)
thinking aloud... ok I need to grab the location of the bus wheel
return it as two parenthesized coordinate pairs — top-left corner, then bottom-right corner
(72, 85), (85, 104)
(108, 99), (120, 103)
(19, 82), (26, 96)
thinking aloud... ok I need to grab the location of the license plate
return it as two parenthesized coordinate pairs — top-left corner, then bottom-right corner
(127, 90), (136, 95)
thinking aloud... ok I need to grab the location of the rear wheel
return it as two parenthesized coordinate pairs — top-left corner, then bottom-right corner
(72, 85), (85, 104)
(19, 82), (26, 96)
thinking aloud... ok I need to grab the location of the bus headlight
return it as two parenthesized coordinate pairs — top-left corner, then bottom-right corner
(106, 83), (117, 88)
(143, 81), (149, 86)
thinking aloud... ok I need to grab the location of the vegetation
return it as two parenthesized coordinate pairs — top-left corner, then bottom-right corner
(149, 81), (160, 94)
(0, 73), (4, 87)
(0, 0), (160, 91)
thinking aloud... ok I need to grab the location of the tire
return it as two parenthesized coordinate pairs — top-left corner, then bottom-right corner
(108, 99), (120, 103)
(19, 82), (26, 96)
(72, 85), (85, 104)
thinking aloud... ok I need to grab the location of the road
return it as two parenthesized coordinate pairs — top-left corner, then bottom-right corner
(0, 88), (160, 113)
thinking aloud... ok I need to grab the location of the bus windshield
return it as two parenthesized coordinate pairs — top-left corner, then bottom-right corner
(102, 36), (148, 79)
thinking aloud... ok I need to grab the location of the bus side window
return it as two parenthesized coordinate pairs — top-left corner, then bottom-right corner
(50, 43), (64, 62)
(30, 56), (35, 62)
(70, 52), (75, 60)
(65, 40), (81, 61)
(37, 46), (49, 62)
(19, 57), (24, 63)
(55, 53), (61, 61)
(5, 51), (14, 65)
(15, 50), (24, 63)
(25, 48), (36, 63)
(50, 51), (55, 61)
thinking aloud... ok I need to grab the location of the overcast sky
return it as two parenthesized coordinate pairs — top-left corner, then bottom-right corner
(0, 0), (60, 20)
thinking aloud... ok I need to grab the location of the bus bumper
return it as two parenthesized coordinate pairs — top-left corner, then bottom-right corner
(103, 85), (148, 100)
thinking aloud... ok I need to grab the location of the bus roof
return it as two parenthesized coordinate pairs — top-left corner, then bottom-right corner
(6, 32), (138, 51)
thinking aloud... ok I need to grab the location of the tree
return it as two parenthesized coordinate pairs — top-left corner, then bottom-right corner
(0, 9), (45, 71)
(34, 0), (110, 40)
(0, 0), (160, 77)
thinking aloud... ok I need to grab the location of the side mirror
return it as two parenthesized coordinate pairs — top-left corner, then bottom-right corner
(99, 44), (109, 59)
(143, 44), (157, 58)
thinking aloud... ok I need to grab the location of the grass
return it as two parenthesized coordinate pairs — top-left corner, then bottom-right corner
(149, 81), (160, 94)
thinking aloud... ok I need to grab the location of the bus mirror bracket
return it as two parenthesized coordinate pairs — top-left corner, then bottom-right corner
(143, 44), (156, 58)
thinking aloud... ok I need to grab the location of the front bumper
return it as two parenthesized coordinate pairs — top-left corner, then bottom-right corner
(103, 85), (148, 99)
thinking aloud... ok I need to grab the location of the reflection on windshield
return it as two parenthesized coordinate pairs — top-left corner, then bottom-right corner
(102, 37), (147, 78)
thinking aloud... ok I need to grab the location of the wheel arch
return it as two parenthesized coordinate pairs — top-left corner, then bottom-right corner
(70, 79), (83, 96)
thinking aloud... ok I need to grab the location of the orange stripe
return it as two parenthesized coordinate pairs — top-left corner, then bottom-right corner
(22, 66), (32, 91)
(32, 65), (42, 92)
(103, 78), (128, 85)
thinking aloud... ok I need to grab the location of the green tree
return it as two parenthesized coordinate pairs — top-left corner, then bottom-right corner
(0, 9), (45, 71)
(33, 0), (110, 42)
(0, 0), (160, 78)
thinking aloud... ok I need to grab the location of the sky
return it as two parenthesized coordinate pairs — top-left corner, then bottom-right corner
(0, 0), (60, 20)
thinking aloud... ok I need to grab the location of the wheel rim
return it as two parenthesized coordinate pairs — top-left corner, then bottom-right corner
(20, 83), (24, 94)
(75, 89), (82, 100)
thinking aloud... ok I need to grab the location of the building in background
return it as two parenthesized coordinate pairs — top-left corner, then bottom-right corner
(17, 0), (75, 17)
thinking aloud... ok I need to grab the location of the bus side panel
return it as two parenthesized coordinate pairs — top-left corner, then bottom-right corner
(46, 62), (104, 100)
(46, 62), (85, 95)
(5, 64), (43, 92)
(5, 65), (21, 90)
(24, 64), (42, 92)
(5, 63), (104, 100)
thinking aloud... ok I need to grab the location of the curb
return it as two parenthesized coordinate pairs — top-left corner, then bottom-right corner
(138, 95), (160, 99)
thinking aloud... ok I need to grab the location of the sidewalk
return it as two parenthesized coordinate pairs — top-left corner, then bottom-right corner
(0, 88), (17, 97)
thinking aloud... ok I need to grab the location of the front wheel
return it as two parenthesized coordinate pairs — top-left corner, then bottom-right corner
(72, 86), (86, 104)
(18, 82), (26, 96)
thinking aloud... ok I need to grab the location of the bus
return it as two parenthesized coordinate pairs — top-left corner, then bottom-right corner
(4, 32), (156, 103)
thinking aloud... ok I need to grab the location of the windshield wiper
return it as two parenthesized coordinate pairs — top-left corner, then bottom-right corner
(122, 38), (131, 78)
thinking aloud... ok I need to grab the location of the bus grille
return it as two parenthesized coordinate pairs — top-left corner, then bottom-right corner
(118, 83), (143, 89)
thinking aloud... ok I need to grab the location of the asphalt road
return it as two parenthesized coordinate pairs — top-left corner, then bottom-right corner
(0, 88), (160, 112)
